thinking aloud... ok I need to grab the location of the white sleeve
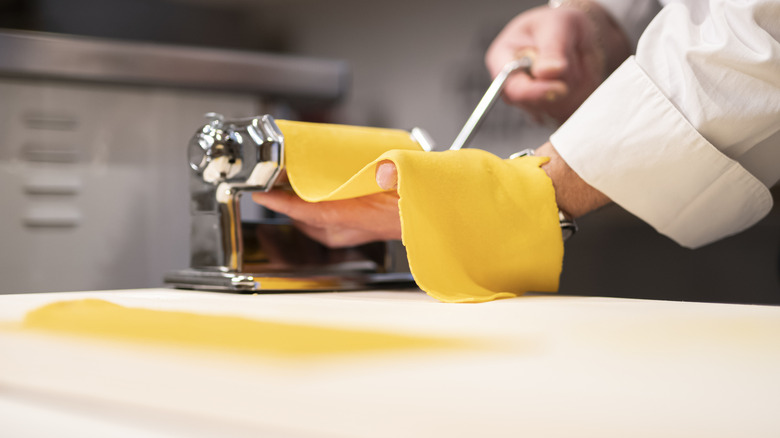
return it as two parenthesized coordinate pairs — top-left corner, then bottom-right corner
(595, 0), (663, 50)
(550, 0), (780, 249)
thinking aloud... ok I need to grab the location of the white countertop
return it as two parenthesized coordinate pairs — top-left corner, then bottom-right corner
(2, 288), (779, 437)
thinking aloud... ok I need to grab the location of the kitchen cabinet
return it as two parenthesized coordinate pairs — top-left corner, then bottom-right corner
(0, 78), (260, 293)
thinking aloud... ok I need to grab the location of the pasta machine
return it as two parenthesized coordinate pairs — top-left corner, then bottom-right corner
(164, 113), (433, 292)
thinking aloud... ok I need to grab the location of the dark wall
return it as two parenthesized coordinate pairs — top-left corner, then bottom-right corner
(560, 187), (780, 305)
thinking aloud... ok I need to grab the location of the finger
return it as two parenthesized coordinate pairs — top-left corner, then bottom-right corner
(375, 160), (398, 190)
(503, 11), (580, 104)
(293, 220), (377, 249)
(252, 190), (329, 227)
(251, 190), (296, 214)
(500, 25), (572, 103)
(486, 43), (530, 79)
(503, 74), (569, 104)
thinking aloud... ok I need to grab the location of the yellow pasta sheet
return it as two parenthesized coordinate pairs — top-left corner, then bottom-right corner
(276, 120), (563, 303)
(23, 299), (462, 357)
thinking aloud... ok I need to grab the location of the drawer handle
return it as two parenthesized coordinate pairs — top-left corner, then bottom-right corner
(24, 206), (81, 228)
(22, 143), (81, 163)
(22, 111), (79, 131)
(24, 175), (82, 195)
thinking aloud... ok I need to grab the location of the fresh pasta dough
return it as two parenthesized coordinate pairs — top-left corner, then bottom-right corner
(277, 120), (563, 303)
(24, 299), (463, 357)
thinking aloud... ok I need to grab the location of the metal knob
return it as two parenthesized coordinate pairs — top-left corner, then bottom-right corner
(187, 113), (285, 190)
(188, 113), (244, 183)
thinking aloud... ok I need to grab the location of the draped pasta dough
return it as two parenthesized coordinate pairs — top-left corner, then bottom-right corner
(276, 120), (563, 303)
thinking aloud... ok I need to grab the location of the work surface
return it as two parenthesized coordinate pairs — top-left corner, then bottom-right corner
(1, 289), (779, 438)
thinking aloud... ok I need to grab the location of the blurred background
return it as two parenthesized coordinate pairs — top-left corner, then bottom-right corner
(0, 0), (777, 303)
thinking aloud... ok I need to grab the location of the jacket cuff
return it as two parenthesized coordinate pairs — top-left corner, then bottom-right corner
(550, 57), (773, 248)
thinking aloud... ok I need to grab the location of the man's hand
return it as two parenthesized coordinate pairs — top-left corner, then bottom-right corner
(252, 146), (610, 249)
(485, 2), (630, 124)
(251, 161), (402, 248)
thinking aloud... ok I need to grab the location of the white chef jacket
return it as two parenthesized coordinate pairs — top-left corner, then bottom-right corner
(550, 0), (780, 248)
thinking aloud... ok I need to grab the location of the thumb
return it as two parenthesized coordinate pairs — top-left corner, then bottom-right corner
(375, 160), (398, 190)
